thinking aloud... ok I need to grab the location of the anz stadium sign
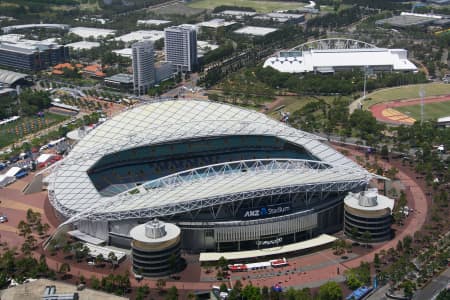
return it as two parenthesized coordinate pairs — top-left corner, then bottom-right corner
(242, 205), (291, 219)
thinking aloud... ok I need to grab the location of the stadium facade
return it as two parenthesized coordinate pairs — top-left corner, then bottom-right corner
(47, 100), (372, 252)
(263, 38), (417, 73)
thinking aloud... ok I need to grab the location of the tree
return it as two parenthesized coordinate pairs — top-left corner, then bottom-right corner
(374, 253), (381, 270)
(187, 292), (196, 300)
(402, 280), (415, 299)
(218, 256), (228, 270)
(350, 226), (359, 240)
(318, 281), (342, 300)
(234, 280), (243, 293)
(90, 275), (100, 290)
(18, 221), (31, 237)
(220, 283), (228, 293)
(26, 235), (37, 250)
(59, 263), (70, 279)
(108, 251), (117, 269)
(381, 145), (389, 159)
(95, 253), (104, 267)
(156, 278), (166, 293)
(362, 231), (372, 247)
(165, 286), (178, 300)
(168, 253), (178, 273)
(436, 289), (450, 300)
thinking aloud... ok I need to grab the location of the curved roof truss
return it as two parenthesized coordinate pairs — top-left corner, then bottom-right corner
(292, 38), (377, 51)
(56, 159), (370, 225)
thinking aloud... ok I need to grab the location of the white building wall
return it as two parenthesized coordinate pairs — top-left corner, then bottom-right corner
(164, 25), (197, 72)
(132, 40), (155, 95)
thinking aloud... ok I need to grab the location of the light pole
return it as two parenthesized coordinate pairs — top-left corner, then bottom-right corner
(419, 86), (425, 125)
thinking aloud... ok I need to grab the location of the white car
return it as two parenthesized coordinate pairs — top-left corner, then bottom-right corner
(0, 215), (8, 223)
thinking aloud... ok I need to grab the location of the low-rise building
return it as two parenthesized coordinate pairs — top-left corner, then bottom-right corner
(155, 61), (174, 83)
(344, 189), (394, 242)
(0, 40), (69, 71)
(254, 12), (305, 23)
(234, 26), (278, 36)
(137, 19), (171, 27)
(69, 27), (116, 40)
(104, 73), (134, 93)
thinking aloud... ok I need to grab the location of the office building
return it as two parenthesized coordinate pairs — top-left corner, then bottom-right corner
(132, 40), (155, 95)
(0, 40), (69, 71)
(164, 25), (197, 72)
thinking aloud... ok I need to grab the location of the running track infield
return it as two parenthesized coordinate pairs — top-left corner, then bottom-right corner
(370, 94), (450, 125)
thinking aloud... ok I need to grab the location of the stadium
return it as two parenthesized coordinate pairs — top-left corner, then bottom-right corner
(47, 99), (372, 252)
(263, 38), (417, 73)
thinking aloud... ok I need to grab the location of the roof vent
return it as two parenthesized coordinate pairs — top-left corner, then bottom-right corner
(358, 189), (378, 207)
(145, 218), (166, 239)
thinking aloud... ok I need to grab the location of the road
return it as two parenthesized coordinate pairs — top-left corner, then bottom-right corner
(413, 267), (450, 300)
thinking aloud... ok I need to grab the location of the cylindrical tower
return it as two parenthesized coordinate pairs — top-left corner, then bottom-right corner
(130, 219), (181, 277)
(344, 188), (394, 243)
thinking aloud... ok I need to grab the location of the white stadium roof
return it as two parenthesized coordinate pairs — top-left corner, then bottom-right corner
(263, 38), (417, 73)
(48, 100), (370, 223)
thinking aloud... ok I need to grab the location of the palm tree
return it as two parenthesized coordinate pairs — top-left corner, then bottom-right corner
(362, 231), (371, 248)
(156, 278), (166, 293)
(18, 221), (31, 237)
(59, 263), (71, 280)
(95, 253), (104, 267)
(108, 251), (117, 269)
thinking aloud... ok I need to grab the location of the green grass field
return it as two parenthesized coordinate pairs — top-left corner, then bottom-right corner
(395, 101), (450, 121)
(187, 0), (303, 13)
(268, 95), (347, 117)
(0, 113), (68, 148)
(364, 83), (450, 109)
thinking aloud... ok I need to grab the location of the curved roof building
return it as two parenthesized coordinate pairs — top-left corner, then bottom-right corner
(263, 38), (417, 73)
(48, 99), (371, 252)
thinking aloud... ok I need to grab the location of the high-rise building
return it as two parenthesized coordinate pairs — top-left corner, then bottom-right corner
(132, 40), (155, 96)
(164, 25), (197, 72)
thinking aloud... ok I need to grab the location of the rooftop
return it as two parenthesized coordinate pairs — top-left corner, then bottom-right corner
(137, 19), (171, 26)
(0, 34), (24, 43)
(105, 73), (133, 84)
(234, 26), (278, 36)
(264, 48), (417, 73)
(114, 30), (164, 43)
(0, 69), (29, 85)
(344, 189), (394, 211)
(47, 100), (369, 223)
(112, 48), (132, 58)
(69, 27), (116, 39)
(217, 10), (257, 17)
(375, 14), (438, 27)
(196, 18), (236, 28)
(130, 219), (180, 243)
(66, 41), (100, 50)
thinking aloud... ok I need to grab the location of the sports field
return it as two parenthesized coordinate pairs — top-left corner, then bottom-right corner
(364, 83), (450, 108)
(187, 0), (303, 13)
(395, 101), (450, 121)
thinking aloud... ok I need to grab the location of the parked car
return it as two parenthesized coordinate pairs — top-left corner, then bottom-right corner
(0, 215), (8, 223)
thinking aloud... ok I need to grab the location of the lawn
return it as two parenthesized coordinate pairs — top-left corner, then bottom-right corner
(187, 0), (304, 13)
(364, 83), (450, 108)
(394, 101), (450, 121)
(268, 95), (350, 118)
(0, 112), (68, 148)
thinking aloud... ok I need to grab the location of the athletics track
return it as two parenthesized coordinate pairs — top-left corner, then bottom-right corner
(370, 94), (450, 125)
